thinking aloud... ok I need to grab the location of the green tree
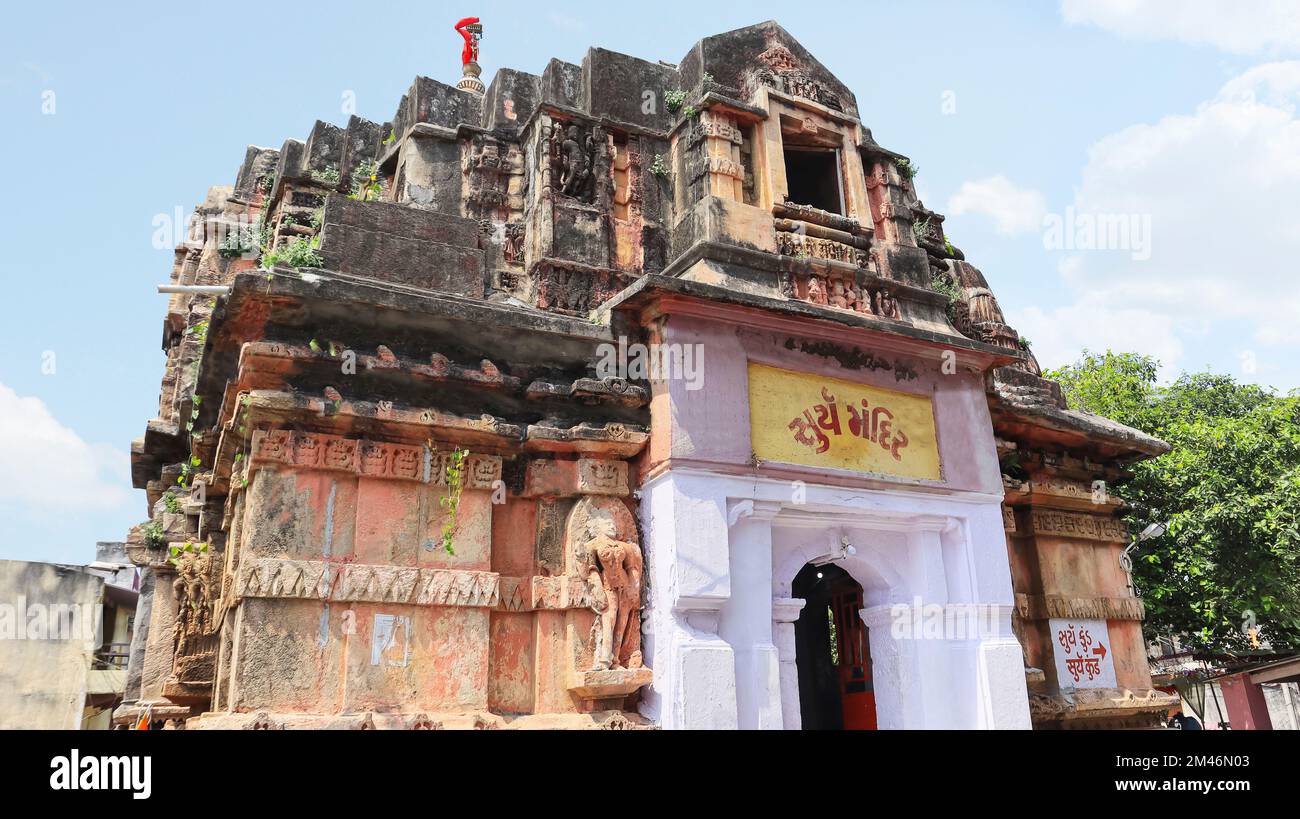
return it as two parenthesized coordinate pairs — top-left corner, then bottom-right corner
(1047, 350), (1300, 653)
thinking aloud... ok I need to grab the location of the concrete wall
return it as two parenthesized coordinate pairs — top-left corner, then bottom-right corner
(0, 561), (103, 729)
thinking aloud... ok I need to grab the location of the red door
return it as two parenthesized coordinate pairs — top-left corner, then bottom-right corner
(831, 584), (876, 730)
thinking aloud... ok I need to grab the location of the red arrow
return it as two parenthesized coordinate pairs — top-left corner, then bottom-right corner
(1093, 644), (1107, 660)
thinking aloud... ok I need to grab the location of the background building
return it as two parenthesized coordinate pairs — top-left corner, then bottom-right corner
(0, 542), (138, 729)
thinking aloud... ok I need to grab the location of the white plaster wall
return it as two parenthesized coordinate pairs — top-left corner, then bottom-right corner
(639, 469), (1031, 730)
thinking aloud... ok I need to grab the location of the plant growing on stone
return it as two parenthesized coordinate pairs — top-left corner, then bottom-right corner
(167, 540), (208, 570)
(648, 154), (670, 179)
(1018, 335), (1032, 351)
(664, 89), (687, 113)
(163, 492), (182, 514)
(143, 521), (166, 550)
(383, 129), (396, 146)
(349, 159), (383, 202)
(312, 164), (341, 186)
(218, 225), (261, 259)
(261, 235), (323, 269)
(438, 447), (470, 555)
(897, 158), (918, 181)
(929, 269), (960, 307)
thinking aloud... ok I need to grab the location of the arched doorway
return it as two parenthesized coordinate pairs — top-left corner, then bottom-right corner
(792, 563), (877, 730)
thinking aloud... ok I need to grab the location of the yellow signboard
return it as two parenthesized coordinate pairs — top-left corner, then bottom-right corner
(747, 363), (941, 480)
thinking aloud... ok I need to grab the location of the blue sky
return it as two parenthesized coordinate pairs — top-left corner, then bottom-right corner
(2, 0), (1298, 563)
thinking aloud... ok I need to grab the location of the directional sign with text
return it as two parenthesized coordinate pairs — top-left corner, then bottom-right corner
(1049, 618), (1116, 689)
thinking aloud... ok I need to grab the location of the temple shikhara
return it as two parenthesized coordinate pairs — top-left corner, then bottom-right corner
(116, 20), (1177, 730)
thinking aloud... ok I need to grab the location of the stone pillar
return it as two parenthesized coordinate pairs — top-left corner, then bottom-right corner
(862, 604), (925, 729)
(139, 565), (178, 702)
(698, 110), (745, 201)
(122, 567), (155, 703)
(720, 501), (782, 729)
(772, 597), (806, 730)
(641, 473), (737, 729)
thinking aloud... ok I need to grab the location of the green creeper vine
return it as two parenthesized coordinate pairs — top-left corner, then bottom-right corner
(438, 447), (470, 555)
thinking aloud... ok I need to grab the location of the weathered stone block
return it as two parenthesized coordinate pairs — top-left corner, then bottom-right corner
(320, 197), (486, 296)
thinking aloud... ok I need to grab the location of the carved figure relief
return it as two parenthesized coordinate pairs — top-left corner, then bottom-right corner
(565, 497), (644, 672)
(583, 515), (644, 671)
(555, 124), (596, 201)
(171, 546), (219, 683)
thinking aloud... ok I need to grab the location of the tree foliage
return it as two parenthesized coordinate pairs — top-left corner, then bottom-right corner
(1046, 350), (1300, 654)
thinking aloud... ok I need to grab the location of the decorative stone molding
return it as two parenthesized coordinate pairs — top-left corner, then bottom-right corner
(493, 575), (596, 612)
(694, 119), (744, 144)
(1015, 593), (1145, 622)
(1029, 687), (1179, 724)
(704, 155), (745, 180)
(237, 558), (501, 607)
(523, 457), (629, 497)
(250, 430), (502, 487)
(1024, 509), (1128, 542)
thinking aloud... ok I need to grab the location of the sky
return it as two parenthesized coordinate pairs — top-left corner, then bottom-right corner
(1, 0), (1298, 564)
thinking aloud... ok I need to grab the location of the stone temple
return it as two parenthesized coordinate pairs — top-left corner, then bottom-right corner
(117, 20), (1177, 730)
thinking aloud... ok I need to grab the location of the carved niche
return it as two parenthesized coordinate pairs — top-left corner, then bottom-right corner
(463, 134), (523, 221)
(547, 120), (600, 203)
(565, 496), (644, 673)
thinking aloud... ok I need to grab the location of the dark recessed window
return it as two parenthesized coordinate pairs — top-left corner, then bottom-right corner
(784, 147), (843, 214)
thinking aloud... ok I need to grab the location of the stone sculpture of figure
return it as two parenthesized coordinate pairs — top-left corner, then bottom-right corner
(502, 222), (525, 264)
(875, 288), (901, 319)
(581, 513), (644, 671)
(559, 125), (593, 199)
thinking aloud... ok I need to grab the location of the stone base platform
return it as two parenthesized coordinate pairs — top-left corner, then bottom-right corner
(183, 709), (656, 730)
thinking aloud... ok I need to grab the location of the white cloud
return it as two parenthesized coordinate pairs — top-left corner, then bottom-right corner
(1061, 0), (1300, 55)
(0, 382), (133, 512)
(946, 176), (1047, 236)
(1009, 62), (1300, 384)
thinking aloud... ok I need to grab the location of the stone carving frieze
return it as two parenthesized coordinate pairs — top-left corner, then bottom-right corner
(1025, 509), (1129, 542)
(251, 430), (501, 488)
(237, 558), (501, 607)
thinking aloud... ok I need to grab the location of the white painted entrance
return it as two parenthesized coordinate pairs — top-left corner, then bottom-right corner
(637, 467), (1032, 730)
